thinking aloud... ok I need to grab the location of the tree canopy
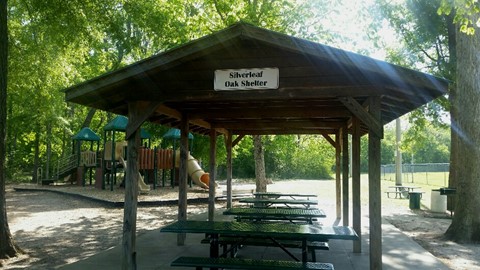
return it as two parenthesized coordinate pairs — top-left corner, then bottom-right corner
(3, 0), (352, 182)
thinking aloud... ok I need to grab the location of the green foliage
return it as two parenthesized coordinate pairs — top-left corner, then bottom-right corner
(379, 0), (455, 79)
(380, 126), (396, 165)
(438, 0), (480, 35)
(4, 0), (338, 181)
(228, 135), (335, 179)
(359, 122), (450, 172)
(264, 135), (335, 179)
(4, 0), (453, 183)
(378, 0), (454, 152)
(231, 136), (255, 178)
(401, 121), (450, 163)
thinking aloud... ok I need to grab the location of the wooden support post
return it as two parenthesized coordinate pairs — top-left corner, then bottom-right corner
(226, 131), (233, 209)
(335, 131), (341, 220)
(177, 116), (189, 245)
(352, 117), (362, 253)
(321, 132), (341, 220)
(153, 147), (157, 190)
(342, 126), (349, 226)
(340, 96), (382, 138)
(122, 102), (141, 270)
(208, 129), (217, 221)
(111, 132), (116, 192)
(369, 97), (382, 269)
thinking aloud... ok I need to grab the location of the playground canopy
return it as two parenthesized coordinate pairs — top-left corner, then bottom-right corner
(72, 127), (101, 141)
(103, 115), (151, 139)
(63, 22), (449, 269)
(163, 128), (194, 140)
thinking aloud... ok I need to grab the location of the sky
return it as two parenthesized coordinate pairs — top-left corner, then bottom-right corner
(319, 0), (401, 61)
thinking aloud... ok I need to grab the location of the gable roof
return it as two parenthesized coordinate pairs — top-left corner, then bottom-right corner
(64, 22), (448, 136)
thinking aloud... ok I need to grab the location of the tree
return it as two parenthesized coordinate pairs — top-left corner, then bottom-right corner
(0, 0), (21, 262)
(378, 0), (457, 184)
(253, 135), (267, 192)
(387, 0), (480, 242)
(443, 3), (480, 242)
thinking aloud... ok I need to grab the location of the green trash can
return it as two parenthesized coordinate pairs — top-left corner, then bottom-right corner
(409, 192), (422, 210)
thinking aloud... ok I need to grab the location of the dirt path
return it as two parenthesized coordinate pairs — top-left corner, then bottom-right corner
(3, 187), (210, 269)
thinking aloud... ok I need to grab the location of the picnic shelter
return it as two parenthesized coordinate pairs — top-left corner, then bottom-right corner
(63, 22), (449, 269)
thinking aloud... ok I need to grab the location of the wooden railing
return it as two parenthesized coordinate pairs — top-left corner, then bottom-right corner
(80, 151), (97, 167)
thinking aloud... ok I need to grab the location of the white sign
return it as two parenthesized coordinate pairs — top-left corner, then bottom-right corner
(214, 68), (279, 91)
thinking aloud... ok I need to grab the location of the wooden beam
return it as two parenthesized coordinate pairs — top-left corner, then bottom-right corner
(232, 134), (245, 147)
(157, 104), (204, 126)
(157, 104), (228, 135)
(177, 115), (189, 245)
(146, 86), (381, 103)
(226, 132), (233, 209)
(352, 117), (361, 253)
(126, 101), (161, 139)
(335, 131), (341, 220)
(339, 96), (383, 138)
(187, 107), (352, 119)
(341, 126), (349, 226)
(122, 102), (141, 270)
(208, 129), (217, 221)
(212, 120), (345, 130)
(234, 128), (338, 136)
(321, 133), (336, 149)
(368, 97), (382, 269)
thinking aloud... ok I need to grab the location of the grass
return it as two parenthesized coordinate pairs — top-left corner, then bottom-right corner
(381, 171), (449, 187)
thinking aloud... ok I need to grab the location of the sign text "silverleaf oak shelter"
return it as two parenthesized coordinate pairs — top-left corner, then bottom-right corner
(214, 68), (279, 91)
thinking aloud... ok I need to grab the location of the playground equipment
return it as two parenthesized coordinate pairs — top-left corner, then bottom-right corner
(102, 115), (151, 191)
(51, 127), (100, 186)
(46, 117), (211, 192)
(118, 156), (150, 193)
(162, 128), (194, 187)
(102, 143), (210, 190)
(175, 151), (210, 189)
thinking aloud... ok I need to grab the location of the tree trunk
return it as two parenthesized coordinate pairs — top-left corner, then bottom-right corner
(45, 121), (52, 179)
(448, 88), (459, 212)
(0, 0), (21, 260)
(445, 16), (480, 242)
(446, 9), (458, 211)
(32, 131), (40, 183)
(253, 135), (267, 192)
(81, 108), (96, 128)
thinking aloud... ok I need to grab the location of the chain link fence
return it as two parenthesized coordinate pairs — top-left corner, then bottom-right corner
(381, 163), (449, 186)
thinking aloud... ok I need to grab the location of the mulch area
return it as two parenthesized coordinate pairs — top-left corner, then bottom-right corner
(13, 182), (218, 207)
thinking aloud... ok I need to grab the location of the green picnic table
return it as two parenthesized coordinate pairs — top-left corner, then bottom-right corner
(160, 220), (358, 263)
(254, 192), (317, 200)
(223, 207), (326, 224)
(239, 197), (318, 209)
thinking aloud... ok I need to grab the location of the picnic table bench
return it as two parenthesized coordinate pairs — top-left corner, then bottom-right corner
(386, 185), (422, 199)
(201, 236), (329, 262)
(171, 256), (334, 270)
(254, 192), (318, 200)
(223, 207), (326, 224)
(239, 197), (318, 209)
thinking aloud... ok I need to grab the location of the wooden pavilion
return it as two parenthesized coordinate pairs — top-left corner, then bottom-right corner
(63, 22), (448, 269)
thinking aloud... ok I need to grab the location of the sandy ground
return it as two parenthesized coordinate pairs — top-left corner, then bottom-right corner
(1, 179), (479, 269)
